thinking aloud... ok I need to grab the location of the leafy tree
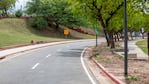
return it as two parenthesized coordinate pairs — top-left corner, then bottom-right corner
(15, 10), (23, 17)
(26, 0), (88, 30)
(0, 0), (16, 16)
(30, 17), (48, 30)
(26, 0), (40, 15)
(68, 0), (144, 48)
(68, 0), (125, 48)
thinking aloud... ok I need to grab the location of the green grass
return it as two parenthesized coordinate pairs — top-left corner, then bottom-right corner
(0, 18), (70, 47)
(136, 40), (148, 54)
(0, 18), (95, 47)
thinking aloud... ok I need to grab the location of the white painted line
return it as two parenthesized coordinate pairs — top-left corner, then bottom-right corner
(57, 49), (62, 52)
(67, 46), (70, 48)
(46, 54), (51, 58)
(32, 63), (40, 70)
(81, 48), (96, 84)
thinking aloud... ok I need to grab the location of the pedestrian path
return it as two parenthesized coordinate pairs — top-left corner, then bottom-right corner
(116, 39), (148, 60)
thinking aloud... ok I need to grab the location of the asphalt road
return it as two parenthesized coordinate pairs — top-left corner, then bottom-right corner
(0, 39), (105, 84)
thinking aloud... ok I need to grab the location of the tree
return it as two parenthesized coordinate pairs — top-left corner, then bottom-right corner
(26, 0), (40, 15)
(68, 0), (125, 48)
(26, 0), (88, 30)
(29, 17), (48, 30)
(0, 0), (16, 16)
(68, 0), (144, 48)
(15, 10), (23, 17)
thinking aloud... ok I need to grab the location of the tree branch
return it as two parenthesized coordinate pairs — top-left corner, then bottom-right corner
(106, 1), (124, 27)
(92, 0), (98, 10)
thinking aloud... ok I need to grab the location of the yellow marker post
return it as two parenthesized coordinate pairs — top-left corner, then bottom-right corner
(64, 29), (69, 38)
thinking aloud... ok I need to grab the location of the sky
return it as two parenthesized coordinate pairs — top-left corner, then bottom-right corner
(14, 0), (29, 11)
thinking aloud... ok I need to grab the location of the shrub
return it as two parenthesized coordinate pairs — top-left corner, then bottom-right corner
(15, 10), (23, 18)
(29, 17), (48, 30)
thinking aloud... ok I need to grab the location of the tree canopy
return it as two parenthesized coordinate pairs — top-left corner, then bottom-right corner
(0, 0), (16, 16)
(26, 0), (149, 48)
(26, 0), (88, 29)
(68, 0), (146, 47)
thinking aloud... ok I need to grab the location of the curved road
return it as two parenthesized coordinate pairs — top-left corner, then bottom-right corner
(0, 39), (105, 84)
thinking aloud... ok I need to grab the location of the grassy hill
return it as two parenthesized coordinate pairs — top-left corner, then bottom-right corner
(0, 18), (94, 47)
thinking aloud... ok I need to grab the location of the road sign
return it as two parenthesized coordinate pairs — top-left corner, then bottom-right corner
(64, 29), (69, 35)
(93, 24), (99, 47)
(93, 24), (99, 35)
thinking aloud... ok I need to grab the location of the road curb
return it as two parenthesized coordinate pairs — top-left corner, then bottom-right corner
(0, 39), (95, 60)
(92, 58), (125, 84)
(81, 48), (97, 84)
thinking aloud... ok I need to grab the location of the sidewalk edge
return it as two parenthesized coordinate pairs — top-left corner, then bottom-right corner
(92, 58), (125, 84)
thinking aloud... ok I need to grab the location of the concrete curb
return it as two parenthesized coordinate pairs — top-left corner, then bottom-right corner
(0, 39), (95, 59)
(92, 58), (125, 84)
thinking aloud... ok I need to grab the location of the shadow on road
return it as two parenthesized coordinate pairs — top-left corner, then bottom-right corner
(58, 49), (83, 58)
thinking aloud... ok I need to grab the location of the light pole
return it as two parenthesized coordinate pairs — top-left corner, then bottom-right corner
(148, 32), (149, 57)
(124, 0), (128, 76)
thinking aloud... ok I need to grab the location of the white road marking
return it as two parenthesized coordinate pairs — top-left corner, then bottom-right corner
(67, 46), (70, 48)
(32, 63), (40, 70)
(57, 49), (62, 52)
(81, 48), (96, 84)
(46, 54), (51, 58)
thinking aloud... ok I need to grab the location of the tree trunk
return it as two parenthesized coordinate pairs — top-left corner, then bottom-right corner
(109, 33), (115, 49)
(142, 32), (145, 39)
(55, 23), (59, 31)
(103, 29), (110, 46)
(117, 33), (120, 41)
(130, 31), (133, 40)
(114, 34), (117, 42)
(4, 8), (8, 17)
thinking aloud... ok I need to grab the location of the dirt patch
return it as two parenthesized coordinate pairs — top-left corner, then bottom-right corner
(90, 43), (149, 84)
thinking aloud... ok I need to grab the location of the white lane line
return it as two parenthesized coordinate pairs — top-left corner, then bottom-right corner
(57, 49), (62, 52)
(32, 63), (40, 70)
(46, 54), (52, 58)
(81, 48), (96, 84)
(67, 46), (70, 48)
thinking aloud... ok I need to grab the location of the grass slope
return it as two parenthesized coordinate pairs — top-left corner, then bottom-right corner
(0, 18), (95, 47)
(0, 18), (66, 47)
(136, 40), (147, 54)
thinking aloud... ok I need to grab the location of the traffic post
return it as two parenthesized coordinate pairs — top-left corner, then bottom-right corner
(64, 29), (69, 38)
(124, 0), (128, 77)
(93, 24), (99, 47)
(148, 32), (149, 57)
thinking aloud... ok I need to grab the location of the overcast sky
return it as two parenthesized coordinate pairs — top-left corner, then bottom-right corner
(14, 0), (29, 11)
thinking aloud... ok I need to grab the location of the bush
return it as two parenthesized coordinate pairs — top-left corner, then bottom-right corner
(29, 17), (48, 30)
(15, 10), (23, 18)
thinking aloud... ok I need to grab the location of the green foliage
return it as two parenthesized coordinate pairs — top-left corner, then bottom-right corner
(68, 0), (147, 32)
(26, 0), (88, 27)
(15, 10), (23, 17)
(132, 0), (149, 32)
(29, 17), (48, 30)
(26, 0), (149, 33)
(0, 0), (16, 16)
(126, 76), (139, 81)
(26, 0), (40, 14)
(136, 40), (148, 54)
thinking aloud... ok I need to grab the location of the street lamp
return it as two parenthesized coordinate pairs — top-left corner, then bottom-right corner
(124, 0), (128, 76)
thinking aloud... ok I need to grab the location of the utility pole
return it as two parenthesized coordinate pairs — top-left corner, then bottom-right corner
(96, 34), (98, 47)
(148, 32), (149, 57)
(124, 0), (128, 77)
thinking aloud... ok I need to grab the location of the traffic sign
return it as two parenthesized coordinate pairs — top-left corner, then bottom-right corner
(64, 29), (69, 35)
(93, 24), (99, 35)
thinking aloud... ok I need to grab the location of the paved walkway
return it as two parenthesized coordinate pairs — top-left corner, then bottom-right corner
(116, 38), (148, 60)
